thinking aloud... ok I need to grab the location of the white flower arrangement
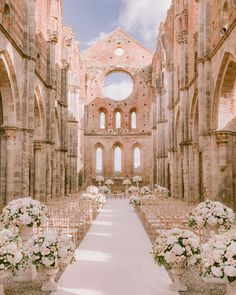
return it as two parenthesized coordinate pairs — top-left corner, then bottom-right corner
(1, 197), (48, 228)
(154, 184), (169, 196)
(140, 186), (152, 196)
(201, 232), (236, 283)
(86, 185), (99, 195)
(30, 231), (75, 269)
(105, 179), (113, 186)
(129, 196), (141, 206)
(188, 200), (234, 230)
(0, 228), (28, 275)
(132, 175), (142, 183)
(99, 185), (109, 194)
(128, 186), (139, 194)
(95, 176), (105, 183)
(96, 193), (106, 205)
(80, 193), (95, 201)
(123, 179), (131, 185)
(152, 228), (201, 270)
(142, 194), (155, 200)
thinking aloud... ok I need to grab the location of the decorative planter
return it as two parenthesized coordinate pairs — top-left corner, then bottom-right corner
(19, 224), (34, 242)
(205, 224), (220, 240)
(169, 261), (187, 292)
(14, 225), (37, 282)
(133, 205), (140, 212)
(41, 266), (59, 292)
(227, 280), (236, 295)
(0, 271), (8, 295)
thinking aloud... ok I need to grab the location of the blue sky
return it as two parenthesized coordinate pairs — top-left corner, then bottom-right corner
(62, 0), (172, 53)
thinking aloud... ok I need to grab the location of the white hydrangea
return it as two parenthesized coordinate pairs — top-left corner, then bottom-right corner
(188, 199), (235, 230)
(152, 228), (201, 270)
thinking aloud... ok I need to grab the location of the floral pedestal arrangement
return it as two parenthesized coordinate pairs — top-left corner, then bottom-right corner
(129, 196), (141, 212)
(132, 175), (142, 189)
(0, 228), (28, 286)
(201, 232), (236, 295)
(105, 179), (113, 197)
(188, 200), (234, 239)
(152, 228), (201, 292)
(41, 266), (59, 292)
(1, 197), (49, 282)
(123, 179), (131, 197)
(169, 261), (187, 292)
(31, 231), (75, 291)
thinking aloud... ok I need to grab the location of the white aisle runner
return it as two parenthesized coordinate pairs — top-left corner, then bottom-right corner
(53, 199), (178, 295)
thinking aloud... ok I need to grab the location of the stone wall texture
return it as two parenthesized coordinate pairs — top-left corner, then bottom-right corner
(153, 0), (236, 210)
(1, 0), (236, 209)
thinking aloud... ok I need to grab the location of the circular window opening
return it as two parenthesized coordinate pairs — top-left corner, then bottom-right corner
(103, 72), (134, 101)
(114, 47), (124, 57)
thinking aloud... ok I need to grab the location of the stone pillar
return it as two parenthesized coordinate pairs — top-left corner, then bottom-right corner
(33, 141), (42, 201)
(47, 31), (58, 200)
(192, 143), (200, 203)
(4, 129), (16, 203)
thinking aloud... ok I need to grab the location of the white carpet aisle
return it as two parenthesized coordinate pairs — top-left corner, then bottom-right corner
(53, 199), (178, 295)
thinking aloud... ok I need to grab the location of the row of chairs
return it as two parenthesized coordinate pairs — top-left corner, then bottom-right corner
(137, 196), (200, 243)
(38, 196), (101, 246)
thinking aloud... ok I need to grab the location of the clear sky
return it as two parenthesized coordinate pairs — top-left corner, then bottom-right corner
(62, 0), (172, 53)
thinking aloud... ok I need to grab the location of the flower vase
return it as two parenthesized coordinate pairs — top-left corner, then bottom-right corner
(0, 271), (8, 295)
(108, 186), (111, 197)
(125, 185), (129, 197)
(169, 261), (187, 292)
(14, 224), (37, 282)
(205, 224), (220, 240)
(41, 266), (59, 292)
(19, 224), (34, 242)
(227, 280), (236, 295)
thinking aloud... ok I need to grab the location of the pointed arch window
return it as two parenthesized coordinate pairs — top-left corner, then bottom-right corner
(115, 111), (121, 128)
(131, 111), (137, 129)
(114, 147), (122, 172)
(134, 147), (141, 170)
(96, 147), (103, 173)
(100, 112), (105, 129)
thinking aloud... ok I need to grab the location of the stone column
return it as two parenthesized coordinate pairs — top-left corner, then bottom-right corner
(47, 31), (58, 200)
(33, 141), (42, 201)
(4, 129), (16, 204)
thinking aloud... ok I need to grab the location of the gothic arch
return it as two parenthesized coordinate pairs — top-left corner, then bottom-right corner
(0, 50), (22, 126)
(34, 87), (45, 140)
(112, 142), (123, 174)
(113, 107), (123, 129)
(211, 52), (236, 131)
(132, 143), (142, 173)
(129, 107), (137, 129)
(98, 107), (108, 129)
(189, 91), (199, 142)
(94, 142), (105, 174)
